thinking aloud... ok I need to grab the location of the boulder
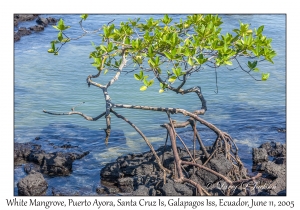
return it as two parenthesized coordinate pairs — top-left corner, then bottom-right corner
(260, 141), (286, 157)
(29, 25), (44, 31)
(259, 161), (285, 179)
(14, 27), (31, 42)
(46, 17), (57, 25)
(36, 17), (48, 26)
(252, 148), (268, 164)
(118, 177), (134, 193)
(132, 185), (150, 196)
(14, 142), (41, 165)
(41, 152), (73, 176)
(14, 14), (39, 26)
(17, 172), (48, 196)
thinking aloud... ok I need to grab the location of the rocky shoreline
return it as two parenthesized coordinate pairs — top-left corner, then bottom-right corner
(99, 142), (286, 196)
(14, 141), (89, 196)
(14, 139), (286, 196)
(14, 14), (57, 42)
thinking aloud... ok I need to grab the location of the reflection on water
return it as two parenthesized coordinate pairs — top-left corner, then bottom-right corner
(14, 14), (286, 195)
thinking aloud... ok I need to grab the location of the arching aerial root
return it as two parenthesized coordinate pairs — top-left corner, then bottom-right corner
(159, 112), (261, 196)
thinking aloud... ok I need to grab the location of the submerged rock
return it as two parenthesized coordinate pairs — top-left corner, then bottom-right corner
(14, 142), (89, 176)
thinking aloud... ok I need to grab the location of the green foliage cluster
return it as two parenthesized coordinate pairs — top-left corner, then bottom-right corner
(48, 14), (276, 92)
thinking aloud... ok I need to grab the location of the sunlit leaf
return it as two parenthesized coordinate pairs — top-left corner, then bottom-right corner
(148, 79), (154, 87)
(262, 73), (270, 81)
(140, 86), (148, 91)
(58, 32), (63, 42)
(168, 76), (177, 84)
(80, 14), (89, 20)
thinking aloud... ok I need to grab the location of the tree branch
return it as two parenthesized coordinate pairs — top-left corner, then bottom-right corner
(43, 110), (106, 121)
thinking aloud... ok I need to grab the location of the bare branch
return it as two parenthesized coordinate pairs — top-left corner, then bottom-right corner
(43, 110), (106, 121)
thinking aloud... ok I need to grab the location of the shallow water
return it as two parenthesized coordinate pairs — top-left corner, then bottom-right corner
(14, 14), (286, 195)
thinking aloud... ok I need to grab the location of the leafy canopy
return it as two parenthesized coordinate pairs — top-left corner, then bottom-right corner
(48, 14), (276, 92)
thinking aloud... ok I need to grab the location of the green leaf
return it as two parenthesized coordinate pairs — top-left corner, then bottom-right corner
(164, 52), (173, 60)
(187, 57), (194, 66)
(61, 38), (70, 43)
(168, 76), (177, 84)
(143, 78), (149, 86)
(125, 37), (130, 45)
(159, 89), (164, 93)
(139, 70), (144, 78)
(57, 19), (64, 30)
(224, 60), (232, 65)
(253, 67), (259, 72)
(172, 67), (182, 77)
(107, 42), (113, 52)
(51, 42), (56, 51)
(148, 79), (154, 87)
(62, 25), (70, 30)
(58, 32), (63, 42)
(155, 56), (160, 65)
(134, 74), (141, 80)
(257, 25), (264, 34)
(248, 61), (258, 69)
(148, 46), (154, 57)
(80, 14), (89, 20)
(52, 26), (60, 30)
(262, 73), (270, 81)
(140, 86), (148, 91)
(100, 45), (107, 52)
(104, 69), (109, 75)
(148, 58), (156, 67)
(47, 49), (54, 53)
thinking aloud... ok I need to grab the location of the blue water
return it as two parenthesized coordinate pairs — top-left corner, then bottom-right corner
(14, 14), (286, 195)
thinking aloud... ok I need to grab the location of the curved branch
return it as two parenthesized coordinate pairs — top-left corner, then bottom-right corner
(43, 110), (106, 121)
(68, 19), (115, 41)
(234, 58), (261, 81)
(113, 103), (219, 135)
